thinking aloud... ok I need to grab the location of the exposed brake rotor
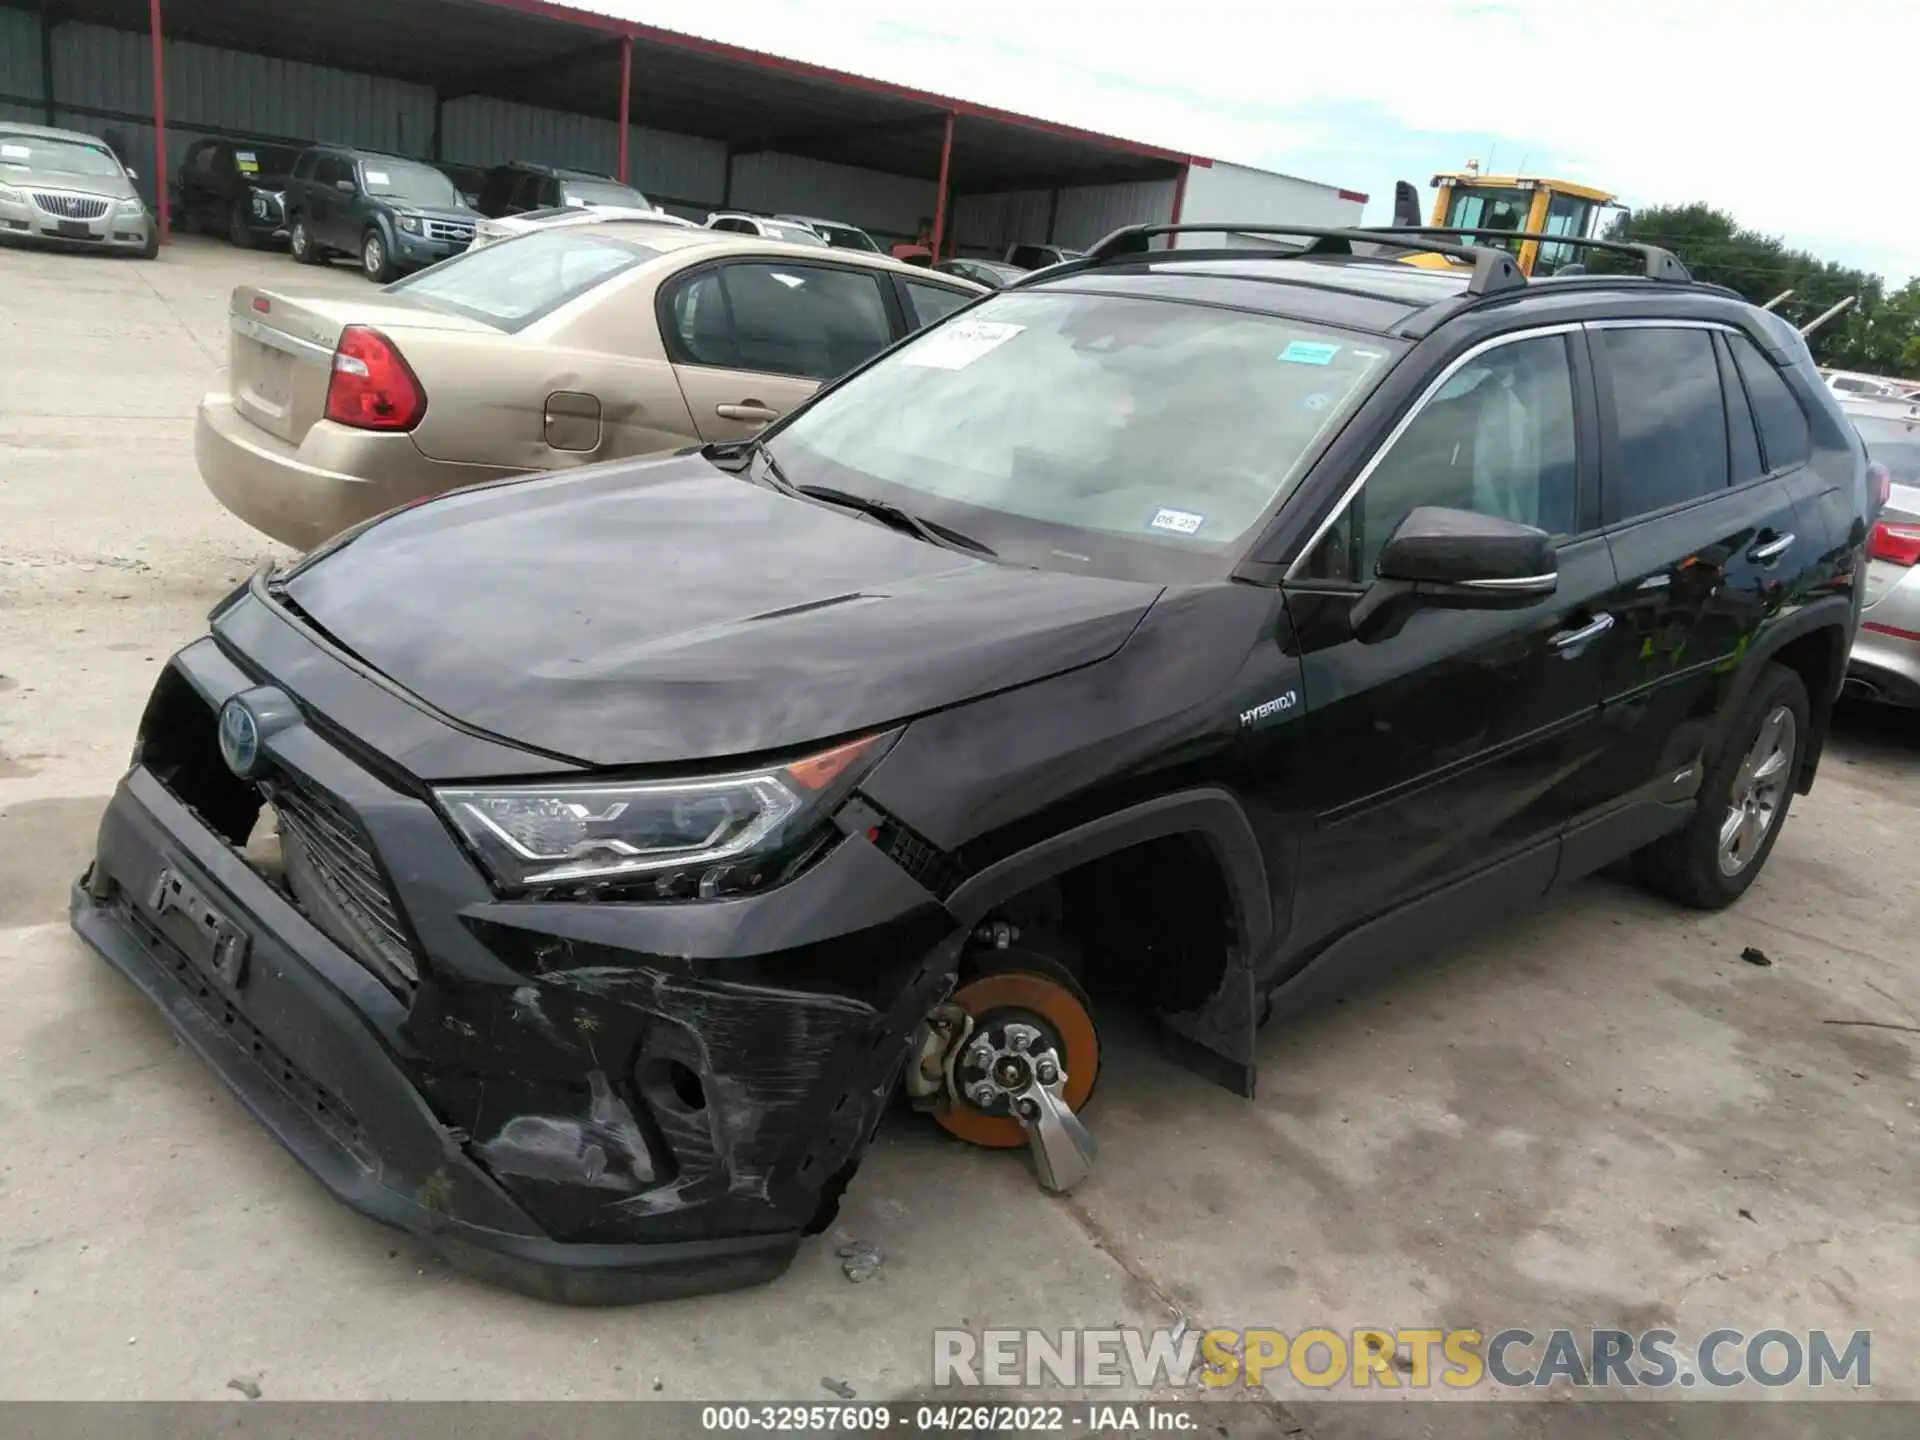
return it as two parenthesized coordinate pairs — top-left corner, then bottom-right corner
(930, 966), (1100, 1193)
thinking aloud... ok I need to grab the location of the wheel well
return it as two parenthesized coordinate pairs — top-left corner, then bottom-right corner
(1770, 624), (1846, 791)
(971, 833), (1235, 1016)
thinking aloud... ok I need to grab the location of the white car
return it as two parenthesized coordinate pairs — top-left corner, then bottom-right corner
(773, 213), (882, 253)
(704, 212), (830, 247)
(469, 204), (693, 251)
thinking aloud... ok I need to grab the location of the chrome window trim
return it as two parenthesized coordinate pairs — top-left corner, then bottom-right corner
(1284, 322), (1583, 581)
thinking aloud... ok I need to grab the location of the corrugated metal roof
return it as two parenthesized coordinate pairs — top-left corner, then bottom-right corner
(42, 0), (1194, 191)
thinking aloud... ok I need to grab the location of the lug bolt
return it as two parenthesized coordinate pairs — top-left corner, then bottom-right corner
(1035, 1059), (1059, 1086)
(1017, 1098), (1040, 1119)
(969, 1082), (997, 1107)
(1009, 1031), (1031, 1053)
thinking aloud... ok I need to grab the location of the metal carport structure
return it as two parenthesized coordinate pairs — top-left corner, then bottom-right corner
(12, 0), (1205, 249)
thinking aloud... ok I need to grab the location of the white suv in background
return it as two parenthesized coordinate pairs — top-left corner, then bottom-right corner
(704, 212), (830, 247)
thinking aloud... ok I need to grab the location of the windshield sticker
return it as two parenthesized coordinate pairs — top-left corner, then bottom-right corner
(901, 319), (1024, 370)
(0, 143), (29, 161)
(364, 169), (390, 187)
(1150, 507), (1205, 535)
(236, 151), (259, 172)
(1281, 339), (1342, 366)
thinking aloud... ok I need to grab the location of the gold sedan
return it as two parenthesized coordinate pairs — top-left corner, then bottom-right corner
(196, 220), (983, 550)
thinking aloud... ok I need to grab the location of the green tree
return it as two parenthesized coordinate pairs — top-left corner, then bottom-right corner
(1601, 204), (1912, 375)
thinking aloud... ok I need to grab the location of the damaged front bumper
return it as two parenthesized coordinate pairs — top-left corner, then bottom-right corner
(70, 636), (958, 1304)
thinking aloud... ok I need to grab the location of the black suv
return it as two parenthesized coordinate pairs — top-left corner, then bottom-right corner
(284, 145), (476, 281)
(475, 161), (654, 218)
(72, 224), (1870, 1304)
(174, 136), (309, 248)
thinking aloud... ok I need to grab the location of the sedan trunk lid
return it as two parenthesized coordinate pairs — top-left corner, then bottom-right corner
(225, 286), (498, 447)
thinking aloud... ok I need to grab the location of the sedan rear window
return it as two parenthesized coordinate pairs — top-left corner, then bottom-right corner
(389, 230), (656, 331)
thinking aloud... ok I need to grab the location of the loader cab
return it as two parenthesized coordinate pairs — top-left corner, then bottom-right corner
(1428, 169), (1626, 276)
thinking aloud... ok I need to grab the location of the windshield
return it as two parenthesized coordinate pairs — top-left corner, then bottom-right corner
(814, 223), (879, 253)
(0, 133), (122, 178)
(763, 221), (829, 247)
(563, 180), (650, 209)
(360, 159), (460, 207)
(1855, 416), (1920, 485)
(767, 291), (1399, 579)
(235, 144), (302, 179)
(389, 230), (655, 331)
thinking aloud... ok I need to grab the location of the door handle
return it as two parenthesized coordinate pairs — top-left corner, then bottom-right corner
(1748, 532), (1795, 564)
(716, 401), (779, 423)
(1550, 612), (1614, 653)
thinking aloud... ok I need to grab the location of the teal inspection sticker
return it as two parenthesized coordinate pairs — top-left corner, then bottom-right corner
(1280, 339), (1341, 365)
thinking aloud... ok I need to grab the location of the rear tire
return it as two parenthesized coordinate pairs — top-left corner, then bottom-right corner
(1634, 663), (1808, 910)
(289, 215), (322, 265)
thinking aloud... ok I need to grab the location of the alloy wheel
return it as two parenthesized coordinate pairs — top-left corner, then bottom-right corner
(1717, 705), (1795, 876)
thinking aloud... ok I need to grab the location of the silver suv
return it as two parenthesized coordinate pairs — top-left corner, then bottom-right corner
(0, 123), (156, 258)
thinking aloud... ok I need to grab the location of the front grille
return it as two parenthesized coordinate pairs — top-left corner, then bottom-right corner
(123, 899), (365, 1147)
(33, 192), (110, 220)
(426, 219), (473, 245)
(264, 770), (420, 993)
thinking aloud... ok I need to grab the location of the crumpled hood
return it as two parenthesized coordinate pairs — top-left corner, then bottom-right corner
(283, 454), (1161, 767)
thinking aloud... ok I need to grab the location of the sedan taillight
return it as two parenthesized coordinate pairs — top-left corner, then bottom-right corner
(325, 325), (426, 431)
(1867, 520), (1920, 566)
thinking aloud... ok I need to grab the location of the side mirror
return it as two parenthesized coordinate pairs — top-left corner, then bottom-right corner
(335, 178), (356, 194)
(1352, 506), (1556, 637)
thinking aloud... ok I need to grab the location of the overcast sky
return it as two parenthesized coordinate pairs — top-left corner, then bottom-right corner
(590, 0), (1918, 284)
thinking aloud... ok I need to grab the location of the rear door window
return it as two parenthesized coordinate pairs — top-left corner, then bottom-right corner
(1727, 333), (1812, 472)
(671, 262), (892, 381)
(1599, 327), (1728, 523)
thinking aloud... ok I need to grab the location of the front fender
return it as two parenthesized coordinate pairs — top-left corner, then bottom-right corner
(943, 786), (1272, 1097)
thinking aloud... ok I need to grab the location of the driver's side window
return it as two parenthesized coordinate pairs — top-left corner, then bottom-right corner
(1308, 334), (1579, 582)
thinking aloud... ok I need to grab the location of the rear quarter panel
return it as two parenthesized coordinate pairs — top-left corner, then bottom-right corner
(402, 284), (698, 470)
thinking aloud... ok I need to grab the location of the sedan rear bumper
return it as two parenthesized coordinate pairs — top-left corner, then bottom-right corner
(195, 391), (508, 551)
(1848, 563), (1920, 707)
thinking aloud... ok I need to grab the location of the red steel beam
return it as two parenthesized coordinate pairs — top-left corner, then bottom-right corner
(930, 111), (954, 262)
(616, 34), (632, 182)
(149, 0), (169, 242)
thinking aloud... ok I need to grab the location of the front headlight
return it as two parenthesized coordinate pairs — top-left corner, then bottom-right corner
(397, 214), (422, 234)
(435, 732), (894, 897)
(0, 183), (24, 205)
(117, 196), (145, 215)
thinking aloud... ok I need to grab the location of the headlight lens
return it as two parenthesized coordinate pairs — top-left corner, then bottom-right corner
(0, 183), (24, 204)
(435, 732), (892, 896)
(397, 214), (422, 234)
(117, 196), (145, 214)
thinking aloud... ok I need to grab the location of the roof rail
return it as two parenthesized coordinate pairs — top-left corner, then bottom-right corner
(1366, 226), (1691, 283)
(1078, 223), (1527, 296)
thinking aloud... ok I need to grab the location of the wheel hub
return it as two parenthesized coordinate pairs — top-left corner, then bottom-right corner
(924, 967), (1101, 1194)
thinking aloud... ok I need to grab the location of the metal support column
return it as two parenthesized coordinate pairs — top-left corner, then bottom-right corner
(1168, 162), (1189, 250)
(929, 111), (954, 262)
(616, 35), (632, 183)
(148, 0), (169, 242)
(39, 11), (56, 125)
